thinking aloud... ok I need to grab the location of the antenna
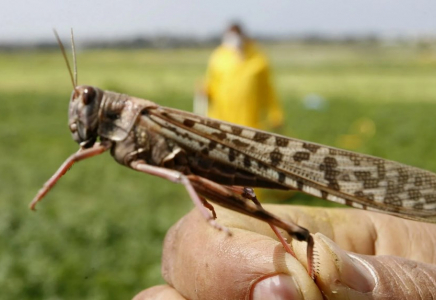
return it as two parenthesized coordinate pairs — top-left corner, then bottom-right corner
(71, 28), (78, 87)
(53, 29), (76, 89)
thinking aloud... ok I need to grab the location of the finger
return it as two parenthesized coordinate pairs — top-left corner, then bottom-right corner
(132, 285), (187, 300)
(312, 234), (436, 300)
(162, 207), (323, 300)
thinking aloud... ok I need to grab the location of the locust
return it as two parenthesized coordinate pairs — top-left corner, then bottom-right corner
(31, 31), (436, 280)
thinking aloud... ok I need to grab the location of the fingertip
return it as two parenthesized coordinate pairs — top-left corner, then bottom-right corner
(314, 233), (376, 298)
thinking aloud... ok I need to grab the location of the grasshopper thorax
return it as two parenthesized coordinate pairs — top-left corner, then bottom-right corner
(69, 85), (104, 148)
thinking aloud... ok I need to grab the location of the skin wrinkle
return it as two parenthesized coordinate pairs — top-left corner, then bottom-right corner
(194, 255), (201, 299)
(370, 216), (379, 255)
(386, 259), (409, 298)
(397, 259), (419, 297)
(414, 267), (425, 300)
(417, 223), (436, 264)
(371, 214), (391, 255)
(422, 225), (436, 263)
(409, 224), (419, 260)
(374, 258), (399, 298)
(370, 213), (402, 256)
(410, 261), (434, 300)
(161, 217), (183, 287)
(403, 222), (413, 259)
(366, 217), (377, 255)
(406, 258), (436, 299)
(420, 267), (436, 299)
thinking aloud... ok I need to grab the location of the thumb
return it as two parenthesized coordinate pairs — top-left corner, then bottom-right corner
(309, 233), (436, 300)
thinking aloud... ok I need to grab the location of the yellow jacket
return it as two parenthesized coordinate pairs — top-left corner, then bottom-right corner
(205, 41), (283, 129)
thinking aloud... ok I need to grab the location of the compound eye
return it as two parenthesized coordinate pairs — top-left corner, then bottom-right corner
(83, 87), (96, 105)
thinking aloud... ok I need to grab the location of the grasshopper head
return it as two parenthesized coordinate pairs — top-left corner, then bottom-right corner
(68, 85), (103, 148)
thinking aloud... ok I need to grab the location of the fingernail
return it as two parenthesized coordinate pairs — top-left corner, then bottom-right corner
(252, 275), (303, 300)
(318, 235), (375, 293)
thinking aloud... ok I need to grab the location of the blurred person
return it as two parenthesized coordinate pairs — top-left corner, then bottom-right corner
(195, 23), (291, 201)
(196, 23), (284, 131)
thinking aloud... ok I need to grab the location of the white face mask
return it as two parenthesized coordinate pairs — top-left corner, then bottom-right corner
(222, 31), (244, 51)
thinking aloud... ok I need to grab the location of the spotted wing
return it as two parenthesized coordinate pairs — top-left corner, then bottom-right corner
(147, 106), (436, 223)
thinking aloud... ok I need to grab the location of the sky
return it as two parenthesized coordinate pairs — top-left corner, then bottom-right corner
(1, 0), (435, 43)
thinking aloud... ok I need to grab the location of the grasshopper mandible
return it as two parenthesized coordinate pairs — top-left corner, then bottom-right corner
(31, 31), (436, 280)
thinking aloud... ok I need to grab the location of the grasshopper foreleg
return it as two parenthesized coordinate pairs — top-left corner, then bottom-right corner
(29, 142), (112, 210)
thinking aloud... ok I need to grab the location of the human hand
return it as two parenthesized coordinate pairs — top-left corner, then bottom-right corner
(134, 205), (436, 300)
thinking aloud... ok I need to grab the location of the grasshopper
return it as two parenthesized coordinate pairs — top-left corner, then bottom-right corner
(31, 31), (436, 279)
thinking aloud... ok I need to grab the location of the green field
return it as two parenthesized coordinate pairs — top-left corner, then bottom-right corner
(1, 42), (436, 299)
